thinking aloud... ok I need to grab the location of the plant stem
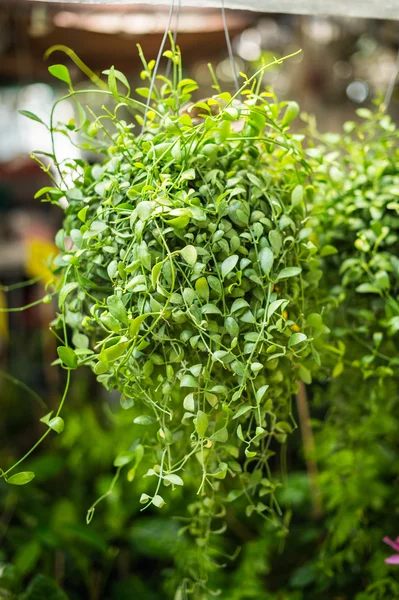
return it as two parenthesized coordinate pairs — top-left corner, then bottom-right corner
(296, 381), (323, 518)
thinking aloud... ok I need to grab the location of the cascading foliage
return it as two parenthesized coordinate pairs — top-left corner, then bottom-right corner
(5, 42), (324, 565)
(1, 38), (399, 600)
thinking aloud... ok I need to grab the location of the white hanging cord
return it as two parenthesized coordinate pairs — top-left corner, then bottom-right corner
(142, 0), (238, 131)
(384, 44), (399, 110)
(165, 0), (181, 80)
(141, 0), (175, 134)
(221, 0), (239, 92)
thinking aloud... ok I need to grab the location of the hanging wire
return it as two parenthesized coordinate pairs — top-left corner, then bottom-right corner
(142, 0), (239, 132)
(384, 44), (399, 110)
(221, 0), (239, 92)
(165, 0), (182, 80)
(141, 0), (176, 134)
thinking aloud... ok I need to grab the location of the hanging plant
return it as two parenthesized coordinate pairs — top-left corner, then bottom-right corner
(303, 106), (399, 588)
(308, 106), (399, 380)
(1, 42), (325, 589)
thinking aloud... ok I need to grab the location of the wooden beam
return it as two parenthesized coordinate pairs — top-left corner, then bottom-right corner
(26, 0), (399, 21)
(0, 5), (252, 81)
(0, 29), (248, 80)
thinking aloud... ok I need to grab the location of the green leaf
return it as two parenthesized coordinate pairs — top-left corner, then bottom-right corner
(129, 314), (148, 338)
(181, 245), (197, 265)
(225, 316), (239, 338)
(356, 283), (381, 294)
(202, 303), (222, 315)
(298, 364), (312, 384)
(237, 424), (245, 441)
(256, 384), (269, 404)
(178, 78), (198, 88)
(59, 282), (78, 308)
(120, 394), (134, 410)
(107, 260), (118, 280)
(164, 474), (184, 486)
(134, 415), (156, 425)
(259, 247), (274, 275)
(245, 448), (256, 458)
(183, 393), (195, 412)
(114, 452), (134, 467)
(233, 404), (253, 419)
(194, 410), (208, 437)
(78, 207), (89, 223)
(208, 275), (222, 295)
(209, 462), (228, 479)
(320, 244), (338, 257)
(70, 229), (83, 249)
(136, 87), (155, 99)
(195, 277), (209, 301)
(227, 489), (244, 502)
(267, 299), (287, 319)
(282, 101), (299, 126)
(107, 296), (129, 325)
(14, 539), (41, 576)
(7, 471), (35, 485)
(137, 198), (158, 221)
(181, 168), (196, 181)
(106, 65), (119, 99)
(289, 332), (307, 347)
(180, 374), (199, 388)
(276, 267), (302, 280)
(231, 298), (249, 313)
(103, 67), (131, 96)
(93, 360), (108, 375)
(151, 261), (163, 288)
(57, 346), (78, 369)
(83, 220), (108, 239)
(48, 64), (72, 87)
(269, 230), (282, 255)
(48, 417), (64, 434)
(291, 185), (303, 207)
(137, 241), (151, 271)
(240, 310), (255, 324)
(34, 186), (57, 199)
(332, 361), (344, 378)
(356, 107), (373, 119)
(221, 255), (239, 278)
(40, 411), (53, 425)
(167, 215), (190, 228)
(210, 427), (228, 442)
(19, 110), (46, 126)
(152, 495), (165, 508)
(101, 338), (130, 362)
(307, 313), (324, 337)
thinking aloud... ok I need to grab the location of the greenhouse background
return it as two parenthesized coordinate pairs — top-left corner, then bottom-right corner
(0, 1), (399, 599)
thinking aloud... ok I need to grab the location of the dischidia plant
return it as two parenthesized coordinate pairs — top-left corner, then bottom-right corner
(309, 106), (399, 381)
(304, 106), (399, 589)
(1, 41), (324, 592)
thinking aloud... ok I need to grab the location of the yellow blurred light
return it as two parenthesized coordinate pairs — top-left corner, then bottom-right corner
(25, 238), (58, 285)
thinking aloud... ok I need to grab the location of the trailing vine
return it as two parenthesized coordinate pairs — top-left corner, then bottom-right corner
(1, 40), (325, 593)
(1, 37), (399, 599)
